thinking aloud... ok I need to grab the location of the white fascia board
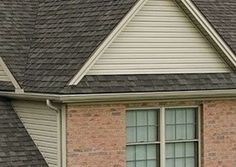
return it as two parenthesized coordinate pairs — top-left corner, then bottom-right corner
(180, 0), (236, 68)
(1, 89), (236, 103)
(0, 57), (23, 92)
(68, 0), (148, 85)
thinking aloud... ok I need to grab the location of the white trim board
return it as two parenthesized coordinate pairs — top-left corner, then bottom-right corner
(69, 0), (236, 86)
(0, 57), (22, 92)
(68, 0), (148, 85)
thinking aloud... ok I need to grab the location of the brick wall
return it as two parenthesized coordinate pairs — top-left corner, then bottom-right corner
(67, 104), (126, 167)
(66, 100), (236, 167)
(202, 100), (236, 167)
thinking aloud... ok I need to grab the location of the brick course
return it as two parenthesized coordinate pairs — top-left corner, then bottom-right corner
(67, 104), (126, 167)
(66, 100), (236, 167)
(202, 100), (236, 167)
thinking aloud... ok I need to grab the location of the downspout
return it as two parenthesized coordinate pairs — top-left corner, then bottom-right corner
(46, 99), (63, 167)
(46, 99), (60, 112)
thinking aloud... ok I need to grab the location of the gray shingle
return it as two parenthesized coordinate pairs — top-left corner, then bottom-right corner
(61, 73), (236, 94)
(23, 0), (138, 93)
(0, 0), (236, 94)
(0, 97), (48, 166)
(192, 0), (236, 53)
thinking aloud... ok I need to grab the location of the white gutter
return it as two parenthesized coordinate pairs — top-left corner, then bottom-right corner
(1, 89), (236, 103)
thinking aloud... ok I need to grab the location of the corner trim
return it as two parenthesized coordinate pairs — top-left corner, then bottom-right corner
(68, 0), (148, 85)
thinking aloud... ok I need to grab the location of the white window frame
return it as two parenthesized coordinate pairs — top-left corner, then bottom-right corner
(126, 106), (201, 167)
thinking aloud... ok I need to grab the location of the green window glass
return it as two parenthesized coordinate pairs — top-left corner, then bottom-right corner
(126, 110), (160, 167)
(126, 107), (199, 167)
(165, 108), (198, 167)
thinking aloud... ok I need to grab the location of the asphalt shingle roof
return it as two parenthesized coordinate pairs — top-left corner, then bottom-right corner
(0, 97), (48, 166)
(0, 0), (39, 85)
(63, 73), (236, 94)
(0, 0), (235, 94)
(192, 0), (236, 53)
(23, 0), (137, 93)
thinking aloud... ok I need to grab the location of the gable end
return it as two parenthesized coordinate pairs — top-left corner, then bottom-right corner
(69, 0), (234, 85)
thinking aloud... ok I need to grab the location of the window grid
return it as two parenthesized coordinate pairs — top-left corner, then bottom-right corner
(126, 107), (199, 167)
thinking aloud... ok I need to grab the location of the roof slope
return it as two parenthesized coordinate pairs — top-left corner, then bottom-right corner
(23, 0), (137, 93)
(192, 0), (236, 53)
(0, 97), (48, 166)
(0, 0), (39, 85)
(64, 73), (236, 94)
(0, 0), (236, 94)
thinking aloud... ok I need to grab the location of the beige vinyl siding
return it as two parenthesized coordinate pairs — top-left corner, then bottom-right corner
(0, 64), (10, 81)
(87, 0), (230, 75)
(12, 100), (60, 167)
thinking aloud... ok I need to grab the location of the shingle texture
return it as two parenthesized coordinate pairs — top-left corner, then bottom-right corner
(0, 0), (236, 94)
(0, 97), (48, 166)
(0, 0), (39, 85)
(23, 0), (137, 93)
(0, 82), (14, 92)
(61, 73), (236, 94)
(192, 0), (236, 53)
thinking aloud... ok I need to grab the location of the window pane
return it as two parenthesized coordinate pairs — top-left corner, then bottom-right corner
(176, 158), (185, 167)
(148, 126), (157, 141)
(166, 144), (175, 158)
(187, 109), (195, 124)
(166, 109), (175, 124)
(176, 109), (186, 124)
(127, 146), (135, 161)
(137, 111), (147, 126)
(127, 112), (136, 126)
(166, 125), (175, 141)
(175, 143), (185, 158)
(186, 143), (195, 157)
(186, 158), (195, 167)
(136, 145), (146, 160)
(148, 110), (157, 125)
(127, 127), (136, 143)
(166, 159), (174, 167)
(147, 160), (156, 167)
(166, 108), (197, 141)
(147, 145), (156, 159)
(166, 142), (197, 167)
(137, 126), (148, 142)
(187, 125), (195, 139)
(137, 161), (146, 167)
(126, 110), (160, 167)
(176, 125), (186, 140)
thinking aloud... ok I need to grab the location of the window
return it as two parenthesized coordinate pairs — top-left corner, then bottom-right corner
(126, 107), (199, 167)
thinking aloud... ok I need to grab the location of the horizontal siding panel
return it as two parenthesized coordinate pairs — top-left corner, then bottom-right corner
(87, 0), (230, 75)
(96, 59), (224, 64)
(12, 100), (59, 167)
(115, 37), (206, 43)
(105, 48), (217, 53)
(89, 69), (229, 75)
(119, 32), (202, 38)
(109, 42), (210, 48)
(91, 64), (227, 69)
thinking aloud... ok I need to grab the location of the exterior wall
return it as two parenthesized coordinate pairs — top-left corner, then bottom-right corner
(67, 104), (126, 167)
(202, 100), (236, 167)
(87, 0), (230, 75)
(67, 100), (236, 167)
(12, 100), (60, 167)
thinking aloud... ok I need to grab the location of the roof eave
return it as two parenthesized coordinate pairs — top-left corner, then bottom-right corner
(1, 89), (236, 103)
